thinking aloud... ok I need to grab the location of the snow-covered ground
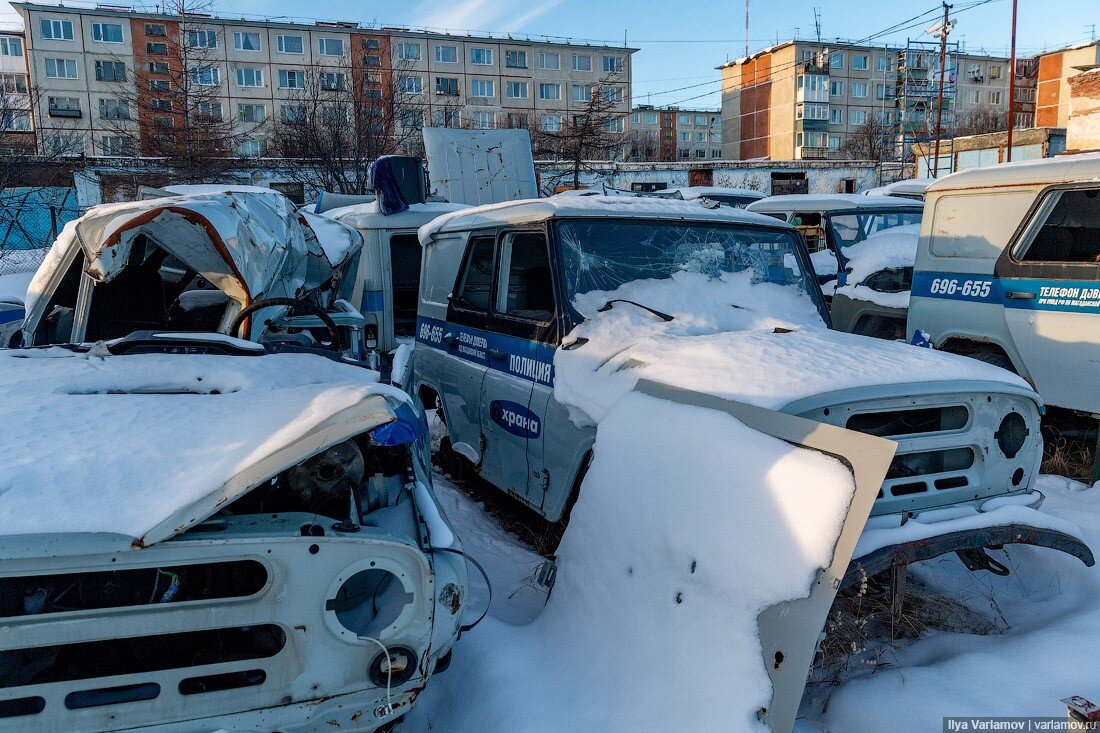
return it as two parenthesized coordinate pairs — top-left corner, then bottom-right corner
(411, 471), (1100, 732)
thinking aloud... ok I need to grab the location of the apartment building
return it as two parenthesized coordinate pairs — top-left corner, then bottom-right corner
(1036, 41), (1100, 128)
(13, 2), (635, 158)
(719, 40), (1018, 161)
(0, 28), (33, 150)
(628, 104), (722, 161)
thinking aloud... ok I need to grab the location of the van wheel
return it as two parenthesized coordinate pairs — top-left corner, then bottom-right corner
(970, 349), (1015, 373)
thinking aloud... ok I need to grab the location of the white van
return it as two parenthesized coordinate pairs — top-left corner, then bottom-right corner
(907, 155), (1100, 427)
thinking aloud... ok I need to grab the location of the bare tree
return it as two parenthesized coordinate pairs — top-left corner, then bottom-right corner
(532, 79), (628, 190)
(269, 53), (426, 195)
(625, 127), (661, 162)
(841, 114), (892, 162)
(955, 107), (1008, 137)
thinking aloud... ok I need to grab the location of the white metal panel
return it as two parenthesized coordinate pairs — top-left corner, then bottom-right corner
(422, 127), (538, 206)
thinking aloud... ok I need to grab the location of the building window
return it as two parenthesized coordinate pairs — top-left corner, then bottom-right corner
(643, 112), (657, 124)
(505, 49), (527, 68)
(195, 100), (222, 121)
(678, 113), (690, 125)
(398, 108), (423, 129)
(101, 135), (133, 157)
(850, 109), (869, 125)
(435, 76), (459, 95)
(236, 67), (263, 87)
(539, 82), (560, 100)
(364, 88), (382, 99)
(0, 111), (30, 131)
(851, 82), (868, 98)
(539, 52), (560, 70)
(189, 66), (220, 86)
(233, 32), (261, 52)
(149, 79), (170, 91)
(875, 55), (889, 72)
(0, 73), (27, 93)
(852, 54), (868, 71)
(281, 104), (306, 123)
(364, 54), (382, 67)
(540, 113), (562, 132)
(94, 60), (126, 82)
(711, 148), (721, 158)
(434, 108), (460, 126)
(362, 38), (380, 50)
(365, 71), (382, 83)
(830, 80), (844, 96)
(603, 55), (624, 73)
(970, 89), (982, 104)
(799, 103), (828, 120)
(147, 42), (167, 55)
(473, 110), (495, 129)
(829, 107), (843, 124)
(608, 118), (623, 133)
(507, 112), (528, 128)
(145, 23), (166, 37)
(0, 37), (22, 56)
(571, 84), (591, 102)
(92, 22), (123, 43)
(399, 75), (422, 93)
(40, 19), (74, 41)
(320, 72), (346, 91)
(239, 139), (265, 157)
(989, 64), (1002, 79)
(187, 30), (216, 48)
(148, 60), (169, 74)
(279, 69), (305, 89)
(48, 96), (80, 118)
(278, 35), (303, 54)
(151, 99), (171, 111)
(572, 54), (591, 71)
(318, 38), (343, 56)
(506, 80), (528, 99)
(604, 86), (623, 103)
(829, 51), (844, 69)
(396, 42), (421, 61)
(712, 131), (722, 143)
(828, 134), (841, 150)
(694, 148), (706, 158)
(470, 47), (493, 65)
(695, 131), (707, 142)
(470, 79), (494, 97)
(876, 83), (888, 100)
(989, 90), (1003, 104)
(44, 58), (77, 79)
(435, 44), (457, 63)
(678, 131), (689, 142)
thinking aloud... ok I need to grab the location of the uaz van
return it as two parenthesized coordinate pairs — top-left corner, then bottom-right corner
(407, 194), (1092, 578)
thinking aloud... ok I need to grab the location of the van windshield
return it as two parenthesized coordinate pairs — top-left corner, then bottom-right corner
(825, 209), (922, 262)
(555, 218), (821, 304)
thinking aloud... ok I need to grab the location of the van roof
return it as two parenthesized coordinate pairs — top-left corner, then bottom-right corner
(420, 194), (791, 242)
(926, 152), (1100, 192)
(747, 194), (924, 213)
(326, 200), (469, 230)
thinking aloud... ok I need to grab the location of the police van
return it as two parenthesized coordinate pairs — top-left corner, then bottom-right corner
(407, 193), (1092, 577)
(907, 154), (1100, 457)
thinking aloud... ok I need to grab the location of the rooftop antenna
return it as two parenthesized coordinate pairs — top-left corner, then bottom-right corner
(744, 0), (749, 56)
(813, 6), (822, 42)
(1087, 24), (1097, 41)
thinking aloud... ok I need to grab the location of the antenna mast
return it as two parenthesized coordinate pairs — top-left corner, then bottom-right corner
(814, 7), (822, 42)
(744, 0), (750, 56)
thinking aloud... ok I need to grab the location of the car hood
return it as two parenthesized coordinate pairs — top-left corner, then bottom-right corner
(23, 189), (361, 326)
(554, 270), (1035, 427)
(0, 348), (411, 558)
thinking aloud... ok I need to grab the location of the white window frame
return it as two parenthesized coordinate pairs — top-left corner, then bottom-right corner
(571, 84), (591, 103)
(399, 75), (422, 94)
(572, 54), (591, 71)
(235, 67), (263, 88)
(277, 35), (304, 54)
(435, 44), (457, 63)
(41, 19), (74, 41)
(233, 31), (262, 52)
(829, 107), (843, 124)
(44, 57), (77, 79)
(92, 22), (123, 44)
(473, 110), (495, 129)
(539, 52), (560, 70)
(539, 82), (560, 100)
(0, 37), (22, 56)
(830, 80), (844, 96)
(278, 68), (305, 89)
(238, 103), (265, 122)
(396, 42), (421, 61)
(470, 47), (493, 65)
(505, 81), (528, 99)
(852, 54), (868, 71)
(189, 65), (220, 86)
(317, 38), (343, 57)
(603, 55), (623, 73)
(187, 29), (217, 49)
(540, 113), (562, 132)
(470, 79), (494, 98)
(851, 81), (868, 98)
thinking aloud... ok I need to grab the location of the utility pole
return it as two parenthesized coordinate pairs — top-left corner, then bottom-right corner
(1006, 0), (1018, 161)
(931, 3), (953, 178)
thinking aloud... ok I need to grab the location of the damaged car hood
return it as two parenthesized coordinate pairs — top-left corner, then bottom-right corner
(0, 348), (406, 558)
(24, 188), (361, 321)
(554, 269), (1037, 427)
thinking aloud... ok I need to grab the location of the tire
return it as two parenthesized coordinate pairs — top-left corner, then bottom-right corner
(970, 349), (1015, 373)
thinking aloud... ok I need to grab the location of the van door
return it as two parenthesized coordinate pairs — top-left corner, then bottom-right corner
(479, 230), (558, 506)
(996, 186), (1100, 414)
(386, 232), (423, 344)
(437, 234), (497, 461)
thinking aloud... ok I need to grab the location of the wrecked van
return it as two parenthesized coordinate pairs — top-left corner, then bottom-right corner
(0, 340), (468, 732)
(748, 194), (924, 339)
(409, 194), (1092, 583)
(907, 155), (1100, 432)
(18, 187), (368, 357)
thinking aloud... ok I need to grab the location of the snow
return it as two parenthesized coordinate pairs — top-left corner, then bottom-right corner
(676, 186), (766, 201)
(321, 200), (468, 221)
(299, 209), (361, 265)
(809, 247), (839, 276)
(410, 392), (857, 732)
(833, 224), (920, 309)
(802, 474), (1100, 732)
(551, 270), (1029, 428)
(0, 349), (397, 548)
(163, 184), (281, 196)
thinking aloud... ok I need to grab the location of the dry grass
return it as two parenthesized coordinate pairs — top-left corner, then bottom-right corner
(1042, 424), (1096, 483)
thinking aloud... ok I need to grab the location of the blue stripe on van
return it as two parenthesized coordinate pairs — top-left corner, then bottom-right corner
(912, 272), (1100, 315)
(0, 308), (24, 326)
(415, 315), (556, 386)
(361, 290), (385, 312)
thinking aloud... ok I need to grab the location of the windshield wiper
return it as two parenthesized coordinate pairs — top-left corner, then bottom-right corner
(597, 299), (674, 322)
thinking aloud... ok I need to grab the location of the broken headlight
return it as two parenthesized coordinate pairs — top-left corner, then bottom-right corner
(996, 411), (1029, 459)
(862, 267), (913, 293)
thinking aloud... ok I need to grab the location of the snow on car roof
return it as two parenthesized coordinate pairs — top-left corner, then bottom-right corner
(327, 200), (470, 230)
(674, 186), (767, 200)
(926, 151), (1100, 192)
(419, 194), (792, 244)
(0, 349), (405, 556)
(862, 178), (931, 197)
(748, 193), (924, 212)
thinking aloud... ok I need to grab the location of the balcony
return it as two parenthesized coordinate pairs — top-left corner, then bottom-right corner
(797, 85), (828, 103)
(797, 145), (828, 160)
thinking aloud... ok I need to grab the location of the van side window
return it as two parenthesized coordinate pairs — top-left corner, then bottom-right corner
(1018, 189), (1100, 264)
(388, 233), (421, 336)
(453, 235), (495, 311)
(495, 232), (554, 323)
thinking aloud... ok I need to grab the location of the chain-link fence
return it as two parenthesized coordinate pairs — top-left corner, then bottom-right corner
(0, 187), (81, 277)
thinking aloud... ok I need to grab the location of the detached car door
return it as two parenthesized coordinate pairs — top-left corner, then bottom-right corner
(479, 230), (558, 504)
(996, 185), (1100, 414)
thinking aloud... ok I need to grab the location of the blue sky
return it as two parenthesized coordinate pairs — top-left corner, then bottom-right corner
(5, 0), (1097, 108)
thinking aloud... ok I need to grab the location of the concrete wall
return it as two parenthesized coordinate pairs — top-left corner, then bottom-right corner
(1037, 42), (1100, 128)
(1067, 69), (1100, 152)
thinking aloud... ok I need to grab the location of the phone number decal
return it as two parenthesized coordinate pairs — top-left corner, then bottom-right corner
(912, 272), (999, 304)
